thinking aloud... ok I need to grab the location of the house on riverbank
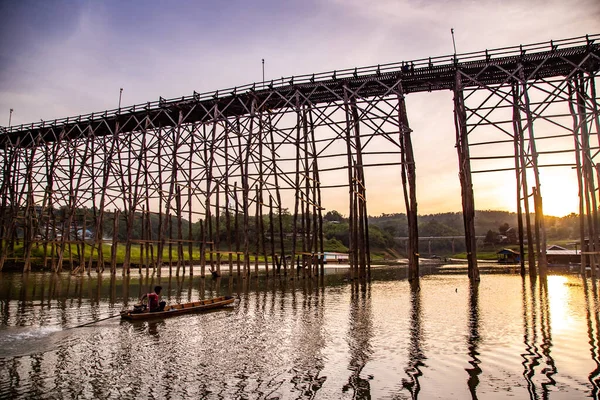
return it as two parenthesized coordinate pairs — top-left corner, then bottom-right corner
(497, 248), (520, 263)
(546, 245), (580, 265)
(324, 252), (349, 263)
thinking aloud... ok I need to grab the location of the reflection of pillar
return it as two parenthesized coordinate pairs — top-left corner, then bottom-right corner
(453, 72), (479, 281)
(288, 271), (327, 397)
(466, 280), (481, 397)
(584, 279), (600, 396)
(521, 276), (535, 397)
(343, 280), (373, 397)
(539, 278), (556, 395)
(522, 276), (542, 398)
(122, 274), (130, 307)
(402, 280), (424, 397)
(428, 240), (431, 256)
(452, 238), (455, 254)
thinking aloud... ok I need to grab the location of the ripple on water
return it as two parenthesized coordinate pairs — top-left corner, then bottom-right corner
(0, 325), (73, 358)
(1, 272), (600, 399)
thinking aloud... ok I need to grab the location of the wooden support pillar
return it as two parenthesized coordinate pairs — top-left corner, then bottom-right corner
(267, 110), (286, 274)
(121, 127), (136, 275)
(0, 141), (17, 271)
(41, 142), (56, 271)
(350, 99), (368, 277)
(519, 68), (547, 275)
(188, 124), (195, 276)
(591, 76), (600, 276)
(397, 83), (419, 281)
(513, 84), (537, 277)
(242, 104), (256, 277)
(453, 72), (479, 281)
(255, 187), (261, 277)
(215, 185), (221, 275)
(511, 84), (527, 277)
(23, 145), (38, 272)
(111, 210), (119, 273)
(234, 180), (241, 276)
(199, 219), (206, 277)
(343, 87), (356, 276)
(224, 124), (233, 276)
(258, 111), (268, 277)
(269, 196), (276, 276)
(207, 109), (218, 276)
(176, 185), (184, 276)
(307, 105), (324, 276)
(156, 123), (167, 277)
(291, 93), (302, 277)
(576, 75), (599, 276)
(302, 106), (311, 278)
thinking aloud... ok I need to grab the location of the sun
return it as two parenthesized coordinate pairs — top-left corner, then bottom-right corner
(539, 169), (579, 217)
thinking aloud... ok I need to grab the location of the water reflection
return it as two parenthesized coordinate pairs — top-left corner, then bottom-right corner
(522, 276), (541, 399)
(343, 279), (373, 398)
(401, 281), (425, 399)
(466, 280), (481, 399)
(2, 271), (600, 398)
(520, 275), (562, 400)
(539, 278), (557, 396)
(290, 277), (327, 398)
(585, 279), (600, 397)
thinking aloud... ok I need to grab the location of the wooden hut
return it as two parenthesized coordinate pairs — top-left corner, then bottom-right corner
(497, 248), (520, 263)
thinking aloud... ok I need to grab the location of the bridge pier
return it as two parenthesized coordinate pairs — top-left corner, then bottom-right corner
(517, 68), (548, 275)
(396, 83), (419, 281)
(453, 72), (479, 281)
(511, 83), (536, 277)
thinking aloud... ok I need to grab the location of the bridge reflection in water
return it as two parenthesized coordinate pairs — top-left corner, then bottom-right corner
(1, 270), (599, 398)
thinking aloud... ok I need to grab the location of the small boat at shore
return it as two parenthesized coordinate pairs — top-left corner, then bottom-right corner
(120, 296), (235, 321)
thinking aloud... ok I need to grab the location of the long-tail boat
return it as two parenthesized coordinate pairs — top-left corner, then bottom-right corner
(120, 295), (235, 321)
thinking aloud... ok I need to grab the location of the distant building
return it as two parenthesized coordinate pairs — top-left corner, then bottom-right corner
(546, 245), (579, 265)
(505, 227), (517, 244)
(324, 252), (349, 263)
(497, 248), (520, 263)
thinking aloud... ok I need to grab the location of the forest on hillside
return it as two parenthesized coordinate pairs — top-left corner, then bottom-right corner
(366, 210), (579, 257)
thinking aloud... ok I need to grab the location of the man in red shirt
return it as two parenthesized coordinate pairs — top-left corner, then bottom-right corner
(140, 286), (166, 312)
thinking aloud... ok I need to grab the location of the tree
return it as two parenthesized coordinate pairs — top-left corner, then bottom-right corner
(484, 229), (497, 245)
(324, 210), (344, 222)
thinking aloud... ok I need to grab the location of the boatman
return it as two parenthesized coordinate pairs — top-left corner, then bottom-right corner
(140, 286), (166, 312)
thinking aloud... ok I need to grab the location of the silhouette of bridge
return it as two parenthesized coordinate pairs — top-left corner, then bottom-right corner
(1, 34), (598, 280)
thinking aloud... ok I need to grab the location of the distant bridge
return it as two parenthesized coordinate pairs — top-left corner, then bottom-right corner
(394, 236), (486, 255)
(0, 34), (598, 280)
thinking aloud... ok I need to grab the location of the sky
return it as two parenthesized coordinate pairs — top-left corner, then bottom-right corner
(0, 0), (598, 218)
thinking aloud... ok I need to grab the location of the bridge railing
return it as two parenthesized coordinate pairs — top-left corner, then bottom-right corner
(1, 33), (598, 136)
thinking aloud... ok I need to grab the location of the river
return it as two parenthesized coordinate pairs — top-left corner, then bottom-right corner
(0, 267), (598, 399)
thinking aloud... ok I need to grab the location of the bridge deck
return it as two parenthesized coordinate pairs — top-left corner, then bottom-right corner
(1, 34), (598, 146)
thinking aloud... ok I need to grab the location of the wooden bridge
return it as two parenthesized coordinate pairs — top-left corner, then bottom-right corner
(1, 34), (599, 280)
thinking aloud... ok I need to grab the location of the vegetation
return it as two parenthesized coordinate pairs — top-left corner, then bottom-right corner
(10, 207), (582, 267)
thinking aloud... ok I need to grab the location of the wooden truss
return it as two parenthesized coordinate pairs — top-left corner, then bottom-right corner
(0, 34), (598, 280)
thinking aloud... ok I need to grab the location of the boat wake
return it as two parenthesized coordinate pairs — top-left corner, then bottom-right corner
(0, 326), (71, 358)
